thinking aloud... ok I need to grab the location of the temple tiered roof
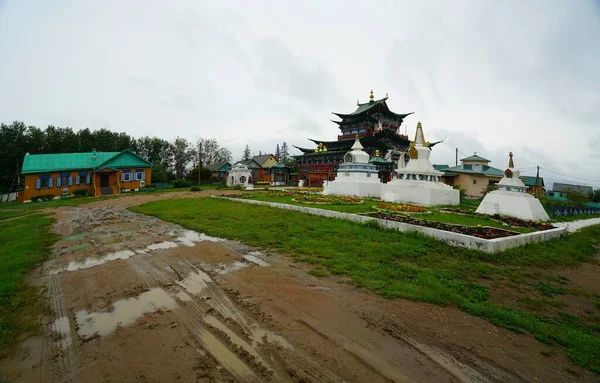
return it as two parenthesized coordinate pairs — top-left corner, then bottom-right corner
(330, 90), (413, 129)
(293, 129), (411, 155)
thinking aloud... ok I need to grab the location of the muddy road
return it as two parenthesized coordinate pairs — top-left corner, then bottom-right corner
(1, 191), (597, 382)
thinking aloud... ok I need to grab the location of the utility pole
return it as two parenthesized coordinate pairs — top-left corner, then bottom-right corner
(455, 148), (458, 167)
(198, 141), (202, 186)
(535, 165), (540, 197)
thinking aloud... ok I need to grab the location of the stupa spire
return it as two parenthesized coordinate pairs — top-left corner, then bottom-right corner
(508, 151), (514, 168)
(369, 89), (374, 103)
(413, 121), (426, 146)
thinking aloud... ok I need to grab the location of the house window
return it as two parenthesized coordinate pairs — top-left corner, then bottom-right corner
(61, 176), (68, 186)
(473, 179), (477, 185)
(135, 171), (144, 181)
(123, 173), (132, 182)
(40, 178), (50, 188)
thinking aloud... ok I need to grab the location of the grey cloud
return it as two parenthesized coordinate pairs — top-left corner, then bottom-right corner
(252, 37), (339, 107)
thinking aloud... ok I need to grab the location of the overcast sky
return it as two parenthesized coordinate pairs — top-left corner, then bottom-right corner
(1, 0), (599, 187)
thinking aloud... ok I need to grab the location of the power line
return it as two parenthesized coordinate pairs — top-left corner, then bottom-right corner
(540, 167), (600, 184)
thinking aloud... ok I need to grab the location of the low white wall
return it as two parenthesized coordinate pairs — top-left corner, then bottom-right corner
(213, 197), (568, 253)
(554, 218), (600, 233)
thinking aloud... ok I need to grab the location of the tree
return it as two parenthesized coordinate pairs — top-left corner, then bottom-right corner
(151, 163), (169, 183)
(197, 138), (232, 166)
(280, 142), (289, 162)
(592, 189), (600, 203)
(566, 189), (590, 207)
(172, 137), (194, 179)
(242, 145), (251, 161)
(275, 144), (281, 160)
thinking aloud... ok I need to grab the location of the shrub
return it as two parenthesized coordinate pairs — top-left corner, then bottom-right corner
(31, 195), (43, 202)
(42, 194), (55, 201)
(172, 179), (192, 188)
(73, 189), (89, 197)
(233, 185), (243, 190)
(453, 185), (467, 200)
(482, 184), (498, 197)
(190, 186), (202, 192)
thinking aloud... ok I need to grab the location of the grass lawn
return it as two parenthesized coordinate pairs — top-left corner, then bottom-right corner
(132, 197), (600, 373)
(236, 192), (534, 232)
(0, 213), (57, 356)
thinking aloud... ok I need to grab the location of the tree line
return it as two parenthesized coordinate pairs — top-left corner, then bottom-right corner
(0, 121), (232, 193)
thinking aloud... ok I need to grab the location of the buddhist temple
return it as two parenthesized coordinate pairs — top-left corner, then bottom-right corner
(294, 90), (413, 186)
(476, 152), (550, 221)
(381, 122), (460, 206)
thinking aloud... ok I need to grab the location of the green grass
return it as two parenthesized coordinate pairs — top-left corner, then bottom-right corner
(131, 197), (600, 373)
(0, 213), (58, 356)
(238, 192), (532, 232)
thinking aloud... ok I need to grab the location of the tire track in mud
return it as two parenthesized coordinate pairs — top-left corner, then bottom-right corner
(281, 266), (521, 383)
(356, 306), (523, 383)
(127, 250), (345, 382)
(47, 273), (79, 383)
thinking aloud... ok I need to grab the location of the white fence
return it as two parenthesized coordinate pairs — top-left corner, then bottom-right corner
(0, 192), (18, 203)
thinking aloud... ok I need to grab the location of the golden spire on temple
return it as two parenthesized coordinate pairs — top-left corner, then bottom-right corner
(508, 151), (514, 168)
(385, 92), (389, 99)
(369, 89), (374, 102)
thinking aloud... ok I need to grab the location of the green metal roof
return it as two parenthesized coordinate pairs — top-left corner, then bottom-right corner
(271, 162), (288, 168)
(369, 157), (390, 164)
(444, 164), (504, 176)
(460, 154), (490, 162)
(433, 164), (449, 171)
(21, 149), (151, 175)
(519, 176), (545, 187)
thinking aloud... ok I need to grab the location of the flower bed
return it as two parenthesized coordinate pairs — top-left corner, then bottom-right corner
(376, 202), (428, 214)
(368, 212), (519, 239)
(439, 208), (555, 231)
(292, 194), (363, 204)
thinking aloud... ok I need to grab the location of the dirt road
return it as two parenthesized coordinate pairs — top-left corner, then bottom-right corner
(1, 191), (598, 382)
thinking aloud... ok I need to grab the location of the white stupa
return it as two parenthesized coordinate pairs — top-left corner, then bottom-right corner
(226, 163), (252, 187)
(476, 152), (549, 221)
(322, 137), (381, 198)
(381, 122), (459, 206)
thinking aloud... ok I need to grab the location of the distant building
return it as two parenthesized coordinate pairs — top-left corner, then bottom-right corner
(19, 149), (152, 202)
(205, 161), (231, 180)
(436, 153), (544, 198)
(234, 154), (278, 184)
(547, 182), (593, 199)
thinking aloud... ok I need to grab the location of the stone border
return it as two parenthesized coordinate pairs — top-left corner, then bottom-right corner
(554, 218), (600, 233)
(212, 196), (568, 253)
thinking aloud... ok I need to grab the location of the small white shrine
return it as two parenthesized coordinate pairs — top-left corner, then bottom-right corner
(381, 122), (459, 206)
(322, 137), (381, 198)
(226, 163), (252, 187)
(476, 152), (549, 221)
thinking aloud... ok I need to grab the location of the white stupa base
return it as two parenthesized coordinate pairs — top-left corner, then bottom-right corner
(323, 174), (381, 198)
(381, 181), (460, 206)
(476, 190), (550, 221)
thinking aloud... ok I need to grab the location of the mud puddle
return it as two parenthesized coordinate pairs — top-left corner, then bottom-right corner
(51, 316), (73, 350)
(243, 251), (270, 267)
(75, 288), (177, 339)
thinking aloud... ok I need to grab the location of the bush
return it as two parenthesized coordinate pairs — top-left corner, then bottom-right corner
(233, 185), (243, 190)
(32, 194), (55, 202)
(190, 186), (202, 192)
(453, 185), (467, 200)
(482, 184), (498, 197)
(172, 178), (192, 188)
(73, 189), (89, 197)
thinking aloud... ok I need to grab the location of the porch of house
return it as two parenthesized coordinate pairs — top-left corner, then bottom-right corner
(93, 169), (119, 196)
